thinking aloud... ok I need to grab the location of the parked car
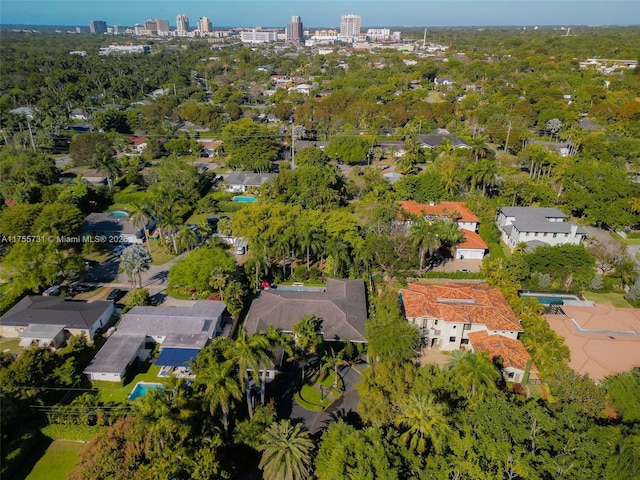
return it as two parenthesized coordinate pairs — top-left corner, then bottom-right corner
(106, 288), (124, 302)
(42, 285), (61, 296)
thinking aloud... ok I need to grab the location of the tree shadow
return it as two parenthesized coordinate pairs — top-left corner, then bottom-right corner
(148, 270), (168, 285)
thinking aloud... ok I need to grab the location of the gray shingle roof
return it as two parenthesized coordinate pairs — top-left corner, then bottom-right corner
(244, 279), (368, 342)
(225, 171), (277, 187)
(118, 300), (225, 338)
(499, 207), (586, 235)
(417, 134), (470, 149)
(0, 296), (112, 330)
(83, 333), (146, 375)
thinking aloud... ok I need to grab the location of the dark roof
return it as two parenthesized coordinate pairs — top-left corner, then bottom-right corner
(244, 279), (368, 342)
(225, 171), (277, 187)
(156, 347), (200, 367)
(83, 333), (146, 375)
(84, 212), (141, 236)
(118, 301), (225, 338)
(0, 296), (112, 330)
(417, 134), (470, 149)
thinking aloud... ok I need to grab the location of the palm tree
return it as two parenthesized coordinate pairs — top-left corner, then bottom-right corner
(324, 237), (350, 277)
(395, 394), (451, 454)
(257, 420), (314, 480)
(410, 218), (440, 271)
(225, 326), (271, 418)
(209, 268), (228, 301)
(94, 145), (119, 192)
(469, 159), (498, 196)
(447, 350), (500, 400)
(195, 358), (242, 440)
(297, 222), (324, 271)
(129, 201), (155, 256)
(292, 315), (323, 354)
(158, 208), (183, 254)
(469, 135), (491, 162)
(176, 225), (198, 253)
(629, 197), (640, 215)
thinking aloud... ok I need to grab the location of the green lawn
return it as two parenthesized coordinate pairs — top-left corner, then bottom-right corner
(25, 440), (85, 480)
(610, 232), (640, 245)
(149, 239), (176, 265)
(582, 291), (632, 308)
(294, 383), (332, 411)
(0, 337), (21, 355)
(95, 363), (164, 403)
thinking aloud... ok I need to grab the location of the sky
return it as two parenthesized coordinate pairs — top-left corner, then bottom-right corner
(0, 1), (638, 28)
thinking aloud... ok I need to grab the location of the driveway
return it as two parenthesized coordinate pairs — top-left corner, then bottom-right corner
(274, 362), (364, 436)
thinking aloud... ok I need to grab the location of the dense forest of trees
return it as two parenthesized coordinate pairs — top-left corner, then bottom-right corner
(1, 25), (639, 479)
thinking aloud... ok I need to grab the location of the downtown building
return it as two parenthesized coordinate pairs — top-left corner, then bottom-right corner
(286, 15), (304, 43)
(176, 14), (190, 35)
(197, 17), (213, 35)
(89, 20), (107, 34)
(340, 14), (361, 40)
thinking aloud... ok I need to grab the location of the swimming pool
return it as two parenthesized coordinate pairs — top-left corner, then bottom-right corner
(127, 382), (165, 401)
(108, 210), (130, 218)
(233, 196), (256, 203)
(520, 291), (583, 305)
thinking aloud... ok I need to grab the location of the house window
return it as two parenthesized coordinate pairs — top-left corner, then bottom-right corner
(535, 232), (539, 237)
(449, 336), (456, 342)
(453, 325), (457, 329)
(434, 319), (438, 325)
(460, 338), (469, 345)
(543, 232), (547, 237)
(565, 233), (569, 237)
(508, 372), (515, 379)
(553, 233), (557, 238)
(463, 324), (471, 331)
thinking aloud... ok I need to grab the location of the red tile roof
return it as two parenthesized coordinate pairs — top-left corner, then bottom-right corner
(398, 201), (479, 224)
(468, 330), (537, 373)
(400, 282), (522, 332)
(130, 136), (148, 146)
(458, 230), (488, 250)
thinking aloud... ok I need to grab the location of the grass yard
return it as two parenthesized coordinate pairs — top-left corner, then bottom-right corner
(582, 291), (632, 308)
(95, 363), (164, 403)
(25, 440), (85, 480)
(294, 383), (332, 411)
(0, 337), (21, 355)
(149, 239), (176, 265)
(610, 232), (640, 245)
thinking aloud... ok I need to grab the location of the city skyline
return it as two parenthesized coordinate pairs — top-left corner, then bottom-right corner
(1, 1), (638, 28)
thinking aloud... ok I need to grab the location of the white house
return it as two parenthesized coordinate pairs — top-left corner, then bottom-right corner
(224, 171), (277, 193)
(400, 282), (537, 384)
(400, 282), (523, 351)
(496, 207), (587, 251)
(0, 296), (114, 343)
(84, 301), (225, 382)
(398, 201), (487, 260)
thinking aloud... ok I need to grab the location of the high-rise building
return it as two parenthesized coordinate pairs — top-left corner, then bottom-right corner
(340, 14), (361, 37)
(198, 17), (213, 34)
(89, 20), (107, 34)
(176, 14), (190, 34)
(286, 15), (303, 43)
(156, 19), (170, 35)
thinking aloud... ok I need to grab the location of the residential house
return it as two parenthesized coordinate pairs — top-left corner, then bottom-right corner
(60, 167), (106, 184)
(434, 77), (455, 86)
(84, 301), (225, 382)
(373, 140), (406, 158)
(0, 296), (114, 344)
(224, 171), (277, 193)
(527, 139), (575, 157)
(417, 134), (470, 150)
(545, 303), (640, 381)
(130, 136), (149, 154)
(196, 139), (223, 157)
(83, 211), (147, 244)
(496, 207), (587, 251)
(400, 282), (535, 383)
(244, 278), (368, 343)
(398, 201), (487, 260)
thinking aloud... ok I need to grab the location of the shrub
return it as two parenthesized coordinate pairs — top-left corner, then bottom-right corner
(588, 274), (604, 291)
(292, 265), (307, 281)
(624, 281), (640, 307)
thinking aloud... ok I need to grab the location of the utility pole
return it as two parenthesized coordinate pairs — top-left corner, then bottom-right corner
(291, 122), (295, 170)
(504, 121), (512, 153)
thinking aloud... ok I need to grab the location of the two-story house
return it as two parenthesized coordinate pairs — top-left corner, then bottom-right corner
(400, 282), (537, 383)
(398, 201), (488, 260)
(496, 207), (587, 251)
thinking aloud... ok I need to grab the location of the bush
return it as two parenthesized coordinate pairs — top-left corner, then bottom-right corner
(292, 265), (308, 281)
(626, 231), (640, 239)
(588, 274), (604, 291)
(624, 281), (640, 307)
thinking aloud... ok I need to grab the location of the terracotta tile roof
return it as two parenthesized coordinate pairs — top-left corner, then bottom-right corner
(398, 201), (479, 224)
(400, 283), (522, 332)
(130, 136), (148, 146)
(468, 330), (537, 373)
(458, 230), (488, 250)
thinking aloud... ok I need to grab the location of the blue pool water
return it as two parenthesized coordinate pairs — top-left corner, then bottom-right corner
(520, 292), (582, 305)
(233, 196), (256, 203)
(127, 382), (165, 401)
(108, 210), (130, 218)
